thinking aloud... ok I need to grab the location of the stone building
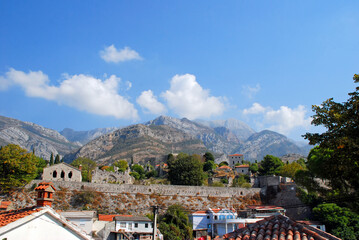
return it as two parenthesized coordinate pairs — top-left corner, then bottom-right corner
(91, 169), (134, 184)
(42, 162), (82, 182)
(228, 154), (244, 168)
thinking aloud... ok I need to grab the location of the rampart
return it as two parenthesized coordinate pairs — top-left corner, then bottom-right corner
(29, 180), (260, 198)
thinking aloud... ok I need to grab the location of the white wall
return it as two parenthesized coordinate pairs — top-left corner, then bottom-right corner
(0, 213), (88, 240)
(115, 221), (153, 233)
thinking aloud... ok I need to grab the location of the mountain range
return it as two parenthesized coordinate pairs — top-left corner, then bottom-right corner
(0, 115), (310, 164)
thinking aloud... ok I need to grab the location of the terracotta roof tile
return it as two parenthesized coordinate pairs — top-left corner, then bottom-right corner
(0, 201), (12, 210)
(229, 154), (243, 156)
(98, 214), (133, 221)
(0, 206), (42, 227)
(235, 165), (249, 168)
(223, 215), (341, 240)
(218, 165), (232, 170)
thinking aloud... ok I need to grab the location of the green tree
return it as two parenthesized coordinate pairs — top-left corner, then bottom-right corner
(158, 204), (193, 240)
(54, 154), (60, 164)
(301, 74), (359, 210)
(313, 203), (359, 240)
(203, 152), (215, 162)
(113, 159), (128, 172)
(203, 160), (216, 172)
(279, 161), (304, 179)
(232, 174), (251, 188)
(249, 163), (259, 174)
(49, 152), (54, 165)
(71, 157), (97, 182)
(131, 164), (145, 179)
(168, 153), (204, 186)
(0, 144), (38, 191)
(35, 156), (48, 179)
(258, 155), (284, 176)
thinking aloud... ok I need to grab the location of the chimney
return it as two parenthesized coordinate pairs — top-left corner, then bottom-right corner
(34, 182), (56, 207)
(79, 164), (82, 171)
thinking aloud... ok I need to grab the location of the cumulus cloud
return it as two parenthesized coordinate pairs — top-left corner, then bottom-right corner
(242, 83), (261, 98)
(161, 74), (225, 119)
(243, 102), (311, 135)
(1, 68), (138, 120)
(100, 45), (143, 63)
(137, 90), (166, 115)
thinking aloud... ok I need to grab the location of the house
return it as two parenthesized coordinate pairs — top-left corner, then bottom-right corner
(223, 214), (341, 240)
(245, 205), (286, 218)
(190, 208), (258, 238)
(60, 211), (96, 235)
(234, 164), (250, 175)
(228, 154), (244, 168)
(42, 162), (82, 182)
(0, 182), (93, 240)
(113, 215), (163, 240)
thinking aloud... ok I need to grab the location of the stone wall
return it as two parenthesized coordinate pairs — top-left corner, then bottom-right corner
(29, 180), (260, 198)
(91, 169), (134, 184)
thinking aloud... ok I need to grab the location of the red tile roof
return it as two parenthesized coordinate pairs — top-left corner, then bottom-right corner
(0, 206), (42, 227)
(98, 214), (133, 221)
(223, 215), (341, 240)
(229, 154), (243, 156)
(235, 165), (249, 168)
(34, 182), (56, 191)
(0, 201), (12, 210)
(218, 165), (232, 170)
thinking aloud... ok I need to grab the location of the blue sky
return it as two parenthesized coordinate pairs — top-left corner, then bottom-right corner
(0, 1), (358, 141)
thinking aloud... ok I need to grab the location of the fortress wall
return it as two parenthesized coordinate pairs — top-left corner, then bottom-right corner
(29, 180), (260, 198)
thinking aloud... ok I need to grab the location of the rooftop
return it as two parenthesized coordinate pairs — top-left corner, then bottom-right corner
(229, 154), (243, 156)
(114, 216), (151, 222)
(0, 206), (42, 227)
(99, 214), (133, 221)
(223, 215), (341, 240)
(247, 205), (285, 211)
(235, 165), (249, 168)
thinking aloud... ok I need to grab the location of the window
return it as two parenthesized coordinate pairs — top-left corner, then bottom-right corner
(214, 216), (218, 220)
(145, 223), (148, 228)
(120, 222), (126, 228)
(68, 171), (72, 178)
(61, 171), (65, 178)
(134, 223), (138, 228)
(207, 224), (211, 228)
(207, 216), (210, 219)
(53, 171), (57, 178)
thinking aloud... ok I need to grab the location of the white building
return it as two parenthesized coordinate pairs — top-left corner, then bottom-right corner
(0, 182), (93, 240)
(60, 211), (96, 235)
(228, 154), (244, 168)
(189, 208), (260, 238)
(114, 215), (162, 240)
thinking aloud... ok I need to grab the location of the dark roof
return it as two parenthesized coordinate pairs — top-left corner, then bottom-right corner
(114, 216), (151, 222)
(223, 214), (341, 240)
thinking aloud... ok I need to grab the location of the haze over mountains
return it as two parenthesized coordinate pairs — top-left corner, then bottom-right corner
(0, 115), (310, 164)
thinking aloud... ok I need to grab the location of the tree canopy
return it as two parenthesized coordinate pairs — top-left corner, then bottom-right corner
(313, 203), (359, 240)
(113, 159), (128, 172)
(71, 157), (97, 182)
(299, 74), (359, 210)
(168, 153), (204, 186)
(0, 144), (39, 191)
(258, 155), (284, 176)
(158, 204), (193, 240)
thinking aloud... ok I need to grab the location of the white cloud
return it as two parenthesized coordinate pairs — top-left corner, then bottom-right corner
(100, 45), (143, 63)
(243, 102), (311, 135)
(243, 102), (267, 115)
(2, 68), (138, 120)
(242, 83), (261, 98)
(161, 74), (226, 119)
(137, 90), (166, 115)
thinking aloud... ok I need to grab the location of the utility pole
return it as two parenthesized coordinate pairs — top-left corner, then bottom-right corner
(152, 205), (159, 240)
